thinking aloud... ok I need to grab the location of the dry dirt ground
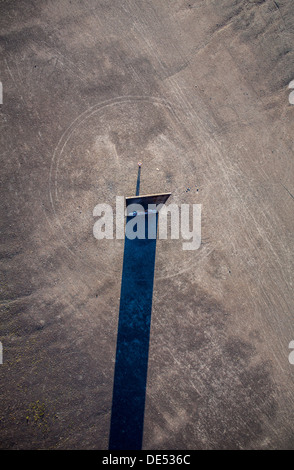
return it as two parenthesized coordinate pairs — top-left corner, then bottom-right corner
(0, 0), (293, 450)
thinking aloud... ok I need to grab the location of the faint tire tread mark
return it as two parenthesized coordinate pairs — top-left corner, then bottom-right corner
(49, 95), (188, 275)
(281, 183), (294, 201)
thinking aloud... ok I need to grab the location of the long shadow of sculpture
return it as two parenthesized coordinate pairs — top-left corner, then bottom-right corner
(109, 212), (158, 450)
(136, 164), (141, 197)
(109, 164), (171, 450)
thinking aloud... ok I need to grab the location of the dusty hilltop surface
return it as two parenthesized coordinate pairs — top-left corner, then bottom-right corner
(0, 0), (293, 450)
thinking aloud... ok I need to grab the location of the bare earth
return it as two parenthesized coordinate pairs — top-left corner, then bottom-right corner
(0, 0), (293, 449)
